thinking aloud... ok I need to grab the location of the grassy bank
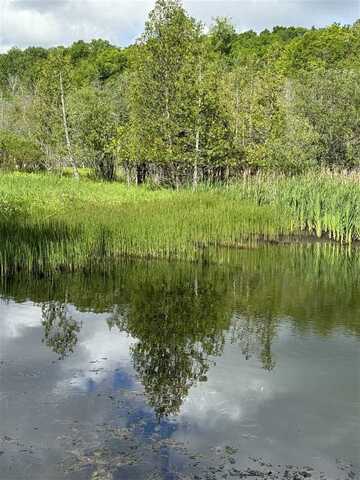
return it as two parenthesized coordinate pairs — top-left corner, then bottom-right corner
(0, 171), (359, 275)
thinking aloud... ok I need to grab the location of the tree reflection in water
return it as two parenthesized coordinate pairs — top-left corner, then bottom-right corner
(41, 302), (81, 359)
(3, 244), (358, 418)
(106, 277), (229, 418)
(230, 314), (276, 371)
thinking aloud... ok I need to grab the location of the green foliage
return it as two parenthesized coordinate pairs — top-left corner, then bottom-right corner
(122, 0), (204, 184)
(230, 26), (307, 68)
(69, 86), (121, 179)
(29, 49), (73, 168)
(0, 130), (44, 170)
(68, 39), (128, 85)
(293, 69), (360, 168)
(0, 46), (48, 93)
(278, 23), (360, 74)
(0, 171), (358, 277)
(0, 1), (359, 180)
(209, 17), (237, 57)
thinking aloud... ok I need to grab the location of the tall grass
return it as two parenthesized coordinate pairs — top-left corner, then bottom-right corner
(226, 171), (360, 244)
(0, 170), (359, 275)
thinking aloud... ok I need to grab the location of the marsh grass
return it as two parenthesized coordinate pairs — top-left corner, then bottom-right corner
(228, 171), (360, 244)
(0, 171), (359, 275)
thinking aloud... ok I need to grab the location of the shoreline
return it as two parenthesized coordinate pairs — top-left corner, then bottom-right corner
(1, 171), (359, 276)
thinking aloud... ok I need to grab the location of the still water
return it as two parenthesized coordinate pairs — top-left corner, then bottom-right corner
(0, 245), (359, 480)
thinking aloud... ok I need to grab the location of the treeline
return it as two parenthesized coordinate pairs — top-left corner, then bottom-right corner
(0, 0), (359, 185)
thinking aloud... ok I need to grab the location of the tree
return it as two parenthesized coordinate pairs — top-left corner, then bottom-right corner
(222, 66), (321, 173)
(123, 0), (204, 186)
(32, 49), (79, 176)
(278, 23), (358, 74)
(294, 69), (360, 168)
(0, 130), (44, 171)
(209, 17), (237, 57)
(0, 9), (359, 178)
(69, 84), (126, 180)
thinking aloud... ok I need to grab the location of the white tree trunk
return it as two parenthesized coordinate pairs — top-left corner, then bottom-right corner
(59, 71), (79, 179)
(0, 90), (4, 130)
(193, 129), (199, 189)
(193, 66), (202, 190)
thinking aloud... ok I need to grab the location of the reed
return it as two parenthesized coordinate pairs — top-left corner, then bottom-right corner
(0, 171), (358, 275)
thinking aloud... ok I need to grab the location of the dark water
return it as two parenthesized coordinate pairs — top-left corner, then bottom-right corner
(0, 245), (359, 480)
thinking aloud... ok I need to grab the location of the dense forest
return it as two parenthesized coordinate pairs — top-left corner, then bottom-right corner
(1, 0), (359, 185)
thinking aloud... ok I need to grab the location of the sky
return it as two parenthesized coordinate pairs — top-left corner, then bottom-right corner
(0, 0), (359, 53)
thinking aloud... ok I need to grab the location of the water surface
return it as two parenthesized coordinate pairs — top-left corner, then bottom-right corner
(0, 245), (359, 479)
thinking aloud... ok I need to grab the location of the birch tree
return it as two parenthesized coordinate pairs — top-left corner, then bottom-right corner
(33, 50), (79, 176)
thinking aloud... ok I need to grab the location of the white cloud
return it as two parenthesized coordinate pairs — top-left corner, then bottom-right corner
(57, 308), (137, 391)
(179, 334), (274, 425)
(0, 301), (41, 339)
(0, 0), (154, 50)
(0, 0), (358, 52)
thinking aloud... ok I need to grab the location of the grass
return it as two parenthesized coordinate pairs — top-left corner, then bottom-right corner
(0, 170), (359, 275)
(229, 171), (360, 244)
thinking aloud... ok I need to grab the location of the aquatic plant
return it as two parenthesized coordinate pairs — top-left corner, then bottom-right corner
(0, 171), (358, 275)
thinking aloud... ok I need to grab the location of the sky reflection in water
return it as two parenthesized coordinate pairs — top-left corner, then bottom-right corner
(0, 245), (359, 479)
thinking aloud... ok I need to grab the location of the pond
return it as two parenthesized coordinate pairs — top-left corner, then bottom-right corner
(0, 245), (359, 480)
